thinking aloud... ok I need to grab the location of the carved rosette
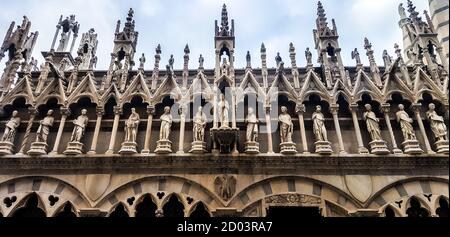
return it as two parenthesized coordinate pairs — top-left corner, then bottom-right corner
(264, 194), (322, 207)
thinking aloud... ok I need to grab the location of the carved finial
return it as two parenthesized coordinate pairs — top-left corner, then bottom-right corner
(289, 42), (295, 53)
(184, 44), (190, 54)
(261, 43), (266, 53)
(382, 50), (393, 68)
(317, 1), (328, 30)
(219, 4), (230, 36)
(364, 37), (372, 51)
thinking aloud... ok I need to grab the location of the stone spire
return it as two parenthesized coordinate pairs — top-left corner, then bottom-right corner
(315, 1), (336, 37)
(151, 44), (162, 91)
(261, 43), (268, 89)
(364, 37), (382, 88)
(216, 4), (234, 37)
(183, 44), (190, 89)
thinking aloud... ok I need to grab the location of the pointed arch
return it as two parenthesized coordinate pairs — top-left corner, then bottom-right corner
(299, 70), (331, 103)
(352, 70), (383, 103)
(162, 193), (185, 217)
(188, 201), (212, 217)
(35, 78), (66, 107)
(54, 201), (78, 217)
(120, 72), (151, 106)
(108, 202), (130, 217)
(67, 73), (100, 106)
(9, 192), (47, 217)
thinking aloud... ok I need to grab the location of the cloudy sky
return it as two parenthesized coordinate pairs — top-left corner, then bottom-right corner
(0, 0), (429, 72)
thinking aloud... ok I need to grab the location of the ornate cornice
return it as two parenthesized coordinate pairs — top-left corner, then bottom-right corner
(0, 155), (447, 175)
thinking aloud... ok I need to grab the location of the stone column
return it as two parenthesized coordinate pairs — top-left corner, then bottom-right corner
(141, 106), (155, 155)
(106, 106), (122, 155)
(381, 104), (402, 154)
(87, 107), (104, 155)
(177, 105), (187, 154)
(49, 107), (71, 155)
(213, 89), (218, 129)
(330, 104), (346, 154)
(17, 107), (37, 155)
(296, 104), (309, 154)
(349, 104), (369, 154)
(265, 106), (274, 154)
(231, 90), (237, 129)
(411, 103), (434, 154)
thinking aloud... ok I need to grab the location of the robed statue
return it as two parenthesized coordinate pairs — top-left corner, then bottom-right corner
(36, 110), (55, 143)
(1, 110), (21, 143)
(159, 106), (173, 140)
(279, 106), (293, 143)
(245, 108), (259, 142)
(70, 109), (89, 142)
(193, 106), (207, 142)
(426, 103), (448, 141)
(363, 104), (383, 141)
(312, 105), (328, 141)
(124, 108), (140, 143)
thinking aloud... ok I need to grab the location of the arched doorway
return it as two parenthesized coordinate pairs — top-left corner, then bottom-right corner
(162, 195), (184, 217)
(135, 195), (157, 218)
(11, 193), (46, 217)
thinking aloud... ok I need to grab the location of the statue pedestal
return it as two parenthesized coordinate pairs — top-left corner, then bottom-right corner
(314, 141), (333, 155)
(28, 142), (48, 156)
(435, 140), (449, 154)
(119, 142), (138, 155)
(402, 140), (423, 155)
(280, 142), (297, 155)
(64, 142), (84, 155)
(368, 140), (390, 155)
(210, 127), (239, 154)
(189, 141), (207, 154)
(155, 140), (172, 154)
(0, 141), (14, 155)
(244, 141), (260, 154)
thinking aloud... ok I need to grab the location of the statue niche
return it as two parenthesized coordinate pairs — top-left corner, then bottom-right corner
(28, 110), (55, 156)
(64, 109), (89, 155)
(426, 103), (449, 154)
(396, 104), (423, 154)
(190, 106), (207, 153)
(155, 106), (173, 154)
(244, 107), (259, 154)
(0, 110), (21, 155)
(119, 108), (140, 155)
(312, 105), (332, 155)
(279, 106), (297, 155)
(363, 104), (390, 155)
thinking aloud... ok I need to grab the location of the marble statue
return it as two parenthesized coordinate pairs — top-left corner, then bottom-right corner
(426, 103), (448, 141)
(312, 105), (328, 142)
(399, 3), (407, 19)
(199, 54), (204, 68)
(275, 52), (282, 67)
(279, 106), (293, 143)
(1, 110), (20, 143)
(396, 104), (416, 141)
(214, 175), (236, 201)
(89, 56), (97, 70)
(351, 48), (361, 65)
(246, 51), (251, 68)
(70, 109), (89, 142)
(245, 108), (259, 142)
(159, 106), (173, 140)
(168, 54), (174, 71)
(193, 107), (207, 142)
(305, 47), (312, 64)
(363, 104), (383, 141)
(36, 110), (55, 143)
(218, 94), (230, 128)
(124, 108), (140, 143)
(139, 53), (146, 69)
